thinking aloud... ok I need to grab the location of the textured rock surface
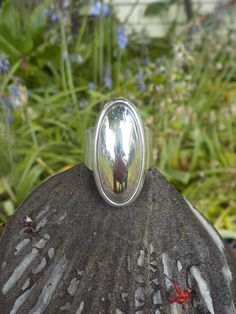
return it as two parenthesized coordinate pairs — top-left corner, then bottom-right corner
(0, 164), (235, 314)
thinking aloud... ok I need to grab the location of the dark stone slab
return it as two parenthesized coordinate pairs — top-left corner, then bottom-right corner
(0, 164), (235, 314)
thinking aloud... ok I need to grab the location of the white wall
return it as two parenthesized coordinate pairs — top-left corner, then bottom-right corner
(111, 0), (223, 37)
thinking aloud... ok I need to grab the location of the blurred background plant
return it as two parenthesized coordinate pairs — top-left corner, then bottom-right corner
(0, 0), (235, 243)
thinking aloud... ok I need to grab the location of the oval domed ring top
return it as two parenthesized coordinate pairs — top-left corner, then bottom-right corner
(93, 98), (147, 207)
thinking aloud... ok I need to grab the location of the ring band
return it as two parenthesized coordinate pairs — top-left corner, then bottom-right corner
(84, 98), (153, 207)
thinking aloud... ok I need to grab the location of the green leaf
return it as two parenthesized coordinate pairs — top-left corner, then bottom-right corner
(16, 165), (44, 203)
(0, 0), (21, 39)
(27, 2), (48, 40)
(167, 169), (191, 185)
(144, 1), (171, 16)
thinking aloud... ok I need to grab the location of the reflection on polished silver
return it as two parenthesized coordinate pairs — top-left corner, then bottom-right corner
(84, 98), (153, 207)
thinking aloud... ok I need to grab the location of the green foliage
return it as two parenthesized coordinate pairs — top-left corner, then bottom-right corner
(144, 0), (178, 16)
(0, 1), (235, 240)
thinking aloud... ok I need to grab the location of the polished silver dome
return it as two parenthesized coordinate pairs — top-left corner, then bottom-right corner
(93, 98), (147, 207)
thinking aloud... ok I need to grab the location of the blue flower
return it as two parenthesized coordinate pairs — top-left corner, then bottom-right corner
(0, 56), (10, 74)
(44, 8), (58, 22)
(91, 2), (110, 16)
(80, 98), (88, 108)
(5, 114), (13, 124)
(116, 24), (128, 50)
(136, 70), (143, 81)
(10, 85), (21, 98)
(8, 84), (28, 108)
(88, 82), (95, 89)
(104, 68), (112, 89)
(136, 70), (146, 91)
(50, 12), (58, 22)
(5, 98), (14, 110)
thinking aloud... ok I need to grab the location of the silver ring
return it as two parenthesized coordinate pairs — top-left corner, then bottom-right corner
(84, 98), (153, 207)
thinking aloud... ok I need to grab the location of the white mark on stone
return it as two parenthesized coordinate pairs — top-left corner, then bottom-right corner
(121, 292), (128, 302)
(14, 239), (30, 255)
(185, 199), (233, 287)
(60, 302), (71, 311)
(2, 261), (7, 269)
(77, 269), (84, 276)
(135, 286), (145, 308)
(48, 247), (55, 259)
(135, 274), (145, 284)
(177, 260), (183, 272)
(149, 243), (154, 254)
(36, 217), (48, 231)
(161, 252), (172, 289)
(34, 233), (50, 249)
(29, 256), (68, 314)
(116, 309), (125, 314)
(153, 290), (162, 305)
(150, 260), (158, 273)
(67, 277), (79, 296)
(88, 286), (92, 291)
(58, 212), (67, 224)
(137, 250), (145, 267)
(35, 205), (50, 221)
(222, 264), (233, 284)
(190, 266), (215, 314)
(127, 255), (131, 272)
(32, 257), (47, 274)
(10, 285), (34, 314)
(155, 310), (160, 314)
(152, 278), (159, 285)
(76, 301), (84, 314)
(3, 248), (39, 294)
(170, 303), (183, 314)
(21, 278), (30, 290)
